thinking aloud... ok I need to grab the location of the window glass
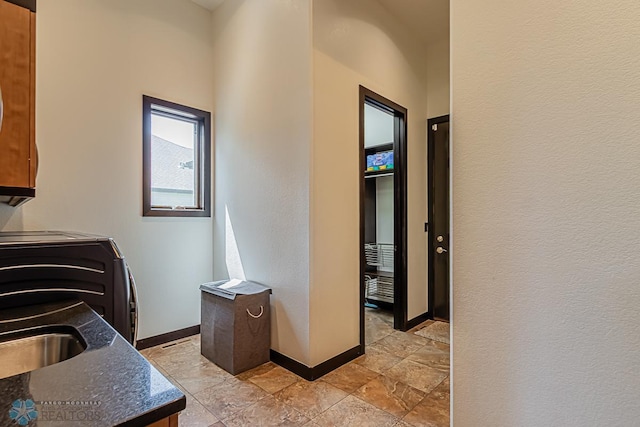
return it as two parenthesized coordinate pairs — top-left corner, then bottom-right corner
(150, 114), (197, 208)
(143, 96), (211, 217)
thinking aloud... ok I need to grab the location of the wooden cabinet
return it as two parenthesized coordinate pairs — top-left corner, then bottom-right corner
(146, 414), (179, 427)
(0, 0), (36, 205)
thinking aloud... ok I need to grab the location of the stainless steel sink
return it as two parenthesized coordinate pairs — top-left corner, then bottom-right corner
(0, 327), (86, 379)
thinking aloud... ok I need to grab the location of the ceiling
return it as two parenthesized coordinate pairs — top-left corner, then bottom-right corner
(190, 0), (450, 45)
(190, 0), (224, 11)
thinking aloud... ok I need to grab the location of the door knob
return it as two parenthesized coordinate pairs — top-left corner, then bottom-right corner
(436, 247), (447, 254)
(437, 235), (444, 242)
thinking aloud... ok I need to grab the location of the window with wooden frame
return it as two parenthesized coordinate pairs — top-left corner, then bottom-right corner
(142, 95), (211, 217)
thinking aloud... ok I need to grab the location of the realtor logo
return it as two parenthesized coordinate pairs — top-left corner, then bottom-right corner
(8, 399), (38, 426)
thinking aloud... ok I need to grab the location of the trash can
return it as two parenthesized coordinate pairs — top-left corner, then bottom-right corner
(200, 279), (272, 375)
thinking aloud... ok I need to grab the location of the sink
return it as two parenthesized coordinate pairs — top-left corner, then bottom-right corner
(0, 327), (86, 379)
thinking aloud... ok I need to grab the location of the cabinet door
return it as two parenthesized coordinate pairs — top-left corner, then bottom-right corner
(0, 0), (35, 188)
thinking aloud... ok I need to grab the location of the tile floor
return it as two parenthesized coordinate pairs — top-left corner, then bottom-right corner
(140, 309), (449, 427)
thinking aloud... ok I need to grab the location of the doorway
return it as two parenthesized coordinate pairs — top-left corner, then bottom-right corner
(359, 86), (408, 352)
(428, 115), (450, 321)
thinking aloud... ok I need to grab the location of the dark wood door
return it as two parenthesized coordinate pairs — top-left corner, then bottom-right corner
(431, 120), (449, 321)
(0, 0), (36, 188)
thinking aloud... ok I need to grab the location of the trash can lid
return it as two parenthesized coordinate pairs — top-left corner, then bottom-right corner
(200, 279), (272, 300)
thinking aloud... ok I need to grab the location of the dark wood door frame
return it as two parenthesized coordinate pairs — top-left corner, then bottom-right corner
(359, 86), (408, 352)
(427, 114), (450, 320)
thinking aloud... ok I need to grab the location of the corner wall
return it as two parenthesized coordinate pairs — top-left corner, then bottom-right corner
(311, 0), (430, 365)
(452, 0), (640, 424)
(0, 0), (214, 339)
(211, 0), (313, 365)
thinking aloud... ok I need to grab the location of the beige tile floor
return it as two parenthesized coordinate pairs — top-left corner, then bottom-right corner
(140, 309), (449, 427)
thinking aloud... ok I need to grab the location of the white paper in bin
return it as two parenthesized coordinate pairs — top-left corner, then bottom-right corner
(200, 279), (272, 300)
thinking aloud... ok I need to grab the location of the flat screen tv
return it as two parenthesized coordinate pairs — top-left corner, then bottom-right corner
(366, 150), (394, 172)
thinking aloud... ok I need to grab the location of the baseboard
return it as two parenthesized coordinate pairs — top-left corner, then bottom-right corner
(136, 325), (200, 350)
(312, 345), (362, 379)
(271, 345), (362, 381)
(137, 326), (361, 379)
(406, 311), (430, 330)
(270, 351), (313, 379)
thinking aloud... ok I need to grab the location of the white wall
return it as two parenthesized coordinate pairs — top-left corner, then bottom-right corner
(311, 0), (430, 365)
(452, 0), (640, 425)
(211, 0), (313, 365)
(427, 37), (450, 118)
(364, 104), (394, 148)
(0, 0), (214, 340)
(375, 176), (394, 246)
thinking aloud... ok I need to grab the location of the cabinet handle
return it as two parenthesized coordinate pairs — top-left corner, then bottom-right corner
(0, 84), (3, 133)
(35, 144), (39, 179)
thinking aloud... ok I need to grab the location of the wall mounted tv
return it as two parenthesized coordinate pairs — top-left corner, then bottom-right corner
(366, 150), (394, 173)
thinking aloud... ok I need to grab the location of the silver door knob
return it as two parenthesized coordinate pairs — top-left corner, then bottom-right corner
(436, 247), (448, 254)
(437, 235), (444, 242)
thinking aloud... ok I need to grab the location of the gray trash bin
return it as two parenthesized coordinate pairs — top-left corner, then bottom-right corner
(200, 280), (272, 375)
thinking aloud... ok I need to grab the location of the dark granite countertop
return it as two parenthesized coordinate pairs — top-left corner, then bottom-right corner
(0, 300), (186, 426)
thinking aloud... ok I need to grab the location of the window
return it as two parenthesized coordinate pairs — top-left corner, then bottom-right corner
(142, 96), (211, 217)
